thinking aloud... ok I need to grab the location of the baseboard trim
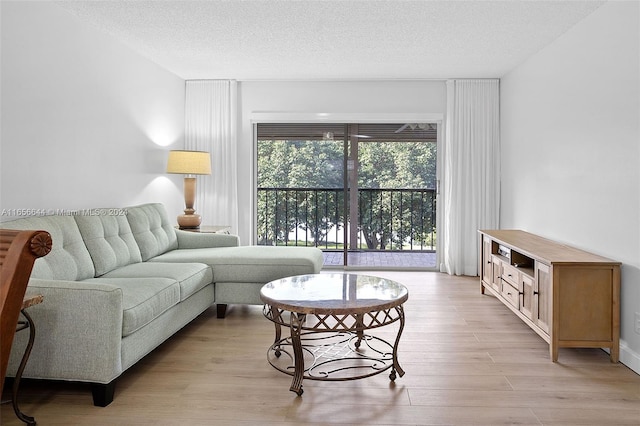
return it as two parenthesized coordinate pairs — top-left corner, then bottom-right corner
(619, 340), (640, 375)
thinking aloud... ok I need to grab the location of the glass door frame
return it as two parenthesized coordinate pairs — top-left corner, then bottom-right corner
(251, 112), (444, 271)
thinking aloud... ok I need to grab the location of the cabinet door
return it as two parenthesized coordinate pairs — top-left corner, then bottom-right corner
(482, 236), (492, 284)
(491, 257), (502, 292)
(520, 273), (534, 320)
(534, 262), (551, 335)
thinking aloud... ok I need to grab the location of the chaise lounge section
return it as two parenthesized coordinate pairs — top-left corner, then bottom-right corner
(2, 203), (323, 406)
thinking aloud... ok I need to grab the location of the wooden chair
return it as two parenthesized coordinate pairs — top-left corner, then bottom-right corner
(1, 229), (52, 396)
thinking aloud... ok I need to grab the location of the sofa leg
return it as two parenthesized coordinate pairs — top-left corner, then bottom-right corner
(91, 380), (116, 407)
(216, 304), (228, 318)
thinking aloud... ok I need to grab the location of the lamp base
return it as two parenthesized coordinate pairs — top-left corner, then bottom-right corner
(177, 213), (201, 229)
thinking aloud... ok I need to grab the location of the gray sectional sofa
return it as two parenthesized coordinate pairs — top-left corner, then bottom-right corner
(1, 203), (323, 406)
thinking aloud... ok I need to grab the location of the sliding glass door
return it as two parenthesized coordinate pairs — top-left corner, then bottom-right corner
(256, 123), (437, 269)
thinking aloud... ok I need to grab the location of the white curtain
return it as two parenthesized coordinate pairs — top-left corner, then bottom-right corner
(441, 79), (500, 276)
(184, 80), (238, 233)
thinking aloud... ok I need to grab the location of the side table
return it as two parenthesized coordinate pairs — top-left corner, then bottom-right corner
(175, 225), (231, 234)
(11, 294), (43, 426)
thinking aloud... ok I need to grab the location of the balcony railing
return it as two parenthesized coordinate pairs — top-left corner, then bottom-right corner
(257, 187), (436, 251)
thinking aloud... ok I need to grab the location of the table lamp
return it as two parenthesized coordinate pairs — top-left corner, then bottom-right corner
(166, 150), (211, 229)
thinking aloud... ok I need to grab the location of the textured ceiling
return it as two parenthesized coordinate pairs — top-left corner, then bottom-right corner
(55, 0), (606, 80)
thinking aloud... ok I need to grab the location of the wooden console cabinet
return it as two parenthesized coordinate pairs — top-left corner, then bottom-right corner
(478, 230), (620, 362)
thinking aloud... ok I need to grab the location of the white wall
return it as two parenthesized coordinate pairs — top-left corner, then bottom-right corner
(501, 1), (640, 373)
(236, 80), (447, 244)
(0, 2), (186, 221)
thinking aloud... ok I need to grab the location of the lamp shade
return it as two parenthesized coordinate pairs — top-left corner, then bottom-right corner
(166, 150), (211, 175)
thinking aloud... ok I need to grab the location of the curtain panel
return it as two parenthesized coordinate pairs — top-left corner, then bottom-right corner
(184, 80), (239, 233)
(442, 79), (500, 276)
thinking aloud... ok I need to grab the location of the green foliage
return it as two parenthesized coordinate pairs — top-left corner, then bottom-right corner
(257, 136), (437, 250)
(258, 140), (344, 245)
(358, 142), (436, 189)
(258, 140), (343, 188)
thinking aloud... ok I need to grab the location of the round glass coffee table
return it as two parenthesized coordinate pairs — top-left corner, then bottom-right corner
(260, 273), (409, 396)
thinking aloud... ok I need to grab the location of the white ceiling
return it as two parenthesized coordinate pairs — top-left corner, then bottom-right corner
(55, 0), (606, 80)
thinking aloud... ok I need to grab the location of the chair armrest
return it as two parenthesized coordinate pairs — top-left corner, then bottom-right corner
(7, 278), (124, 384)
(175, 229), (240, 249)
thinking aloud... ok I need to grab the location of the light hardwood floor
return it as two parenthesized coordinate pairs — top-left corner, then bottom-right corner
(2, 272), (639, 425)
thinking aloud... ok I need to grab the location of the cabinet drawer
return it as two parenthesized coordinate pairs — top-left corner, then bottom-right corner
(501, 281), (520, 308)
(501, 264), (520, 288)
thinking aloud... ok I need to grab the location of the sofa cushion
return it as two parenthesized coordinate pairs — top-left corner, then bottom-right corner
(150, 246), (324, 283)
(83, 277), (180, 337)
(100, 262), (212, 301)
(75, 213), (143, 276)
(1, 215), (95, 281)
(125, 203), (178, 261)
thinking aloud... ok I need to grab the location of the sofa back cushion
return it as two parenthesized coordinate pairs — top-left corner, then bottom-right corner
(125, 203), (178, 261)
(75, 213), (143, 276)
(0, 215), (95, 281)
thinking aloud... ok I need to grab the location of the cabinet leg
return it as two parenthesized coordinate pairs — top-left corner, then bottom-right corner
(610, 345), (619, 363)
(550, 344), (559, 362)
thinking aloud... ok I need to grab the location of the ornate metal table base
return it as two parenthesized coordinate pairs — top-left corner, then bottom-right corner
(263, 303), (406, 396)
